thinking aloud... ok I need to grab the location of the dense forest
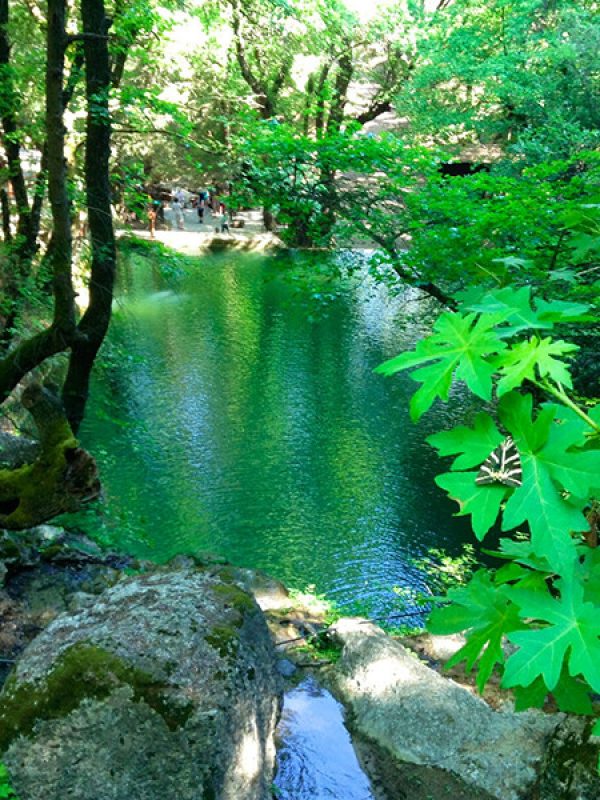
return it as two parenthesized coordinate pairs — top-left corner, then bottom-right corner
(1, 0), (599, 796)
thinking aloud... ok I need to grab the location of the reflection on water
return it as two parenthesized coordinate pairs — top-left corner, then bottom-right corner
(275, 677), (374, 800)
(80, 249), (476, 616)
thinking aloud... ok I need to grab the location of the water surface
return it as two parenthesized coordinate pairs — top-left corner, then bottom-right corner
(275, 677), (375, 800)
(80, 249), (474, 616)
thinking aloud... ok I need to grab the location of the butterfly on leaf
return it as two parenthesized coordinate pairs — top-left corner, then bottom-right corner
(476, 436), (522, 488)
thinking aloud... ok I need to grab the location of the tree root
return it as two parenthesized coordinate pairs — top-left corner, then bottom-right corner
(0, 384), (100, 529)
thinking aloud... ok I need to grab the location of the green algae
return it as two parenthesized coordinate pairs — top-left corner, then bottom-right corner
(0, 643), (192, 751)
(204, 625), (240, 660)
(211, 579), (256, 617)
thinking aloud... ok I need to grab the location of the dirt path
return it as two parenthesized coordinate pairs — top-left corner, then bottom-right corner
(127, 207), (282, 255)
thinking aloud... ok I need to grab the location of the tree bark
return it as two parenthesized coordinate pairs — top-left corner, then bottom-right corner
(314, 62), (331, 138)
(62, 0), (116, 433)
(0, 385), (100, 529)
(0, 186), (10, 242)
(46, 0), (76, 332)
(0, 0), (37, 342)
(326, 47), (353, 135)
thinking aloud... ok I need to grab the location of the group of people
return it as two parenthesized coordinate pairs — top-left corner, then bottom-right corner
(147, 188), (230, 238)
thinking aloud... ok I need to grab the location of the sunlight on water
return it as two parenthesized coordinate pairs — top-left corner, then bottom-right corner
(80, 249), (476, 617)
(275, 678), (375, 800)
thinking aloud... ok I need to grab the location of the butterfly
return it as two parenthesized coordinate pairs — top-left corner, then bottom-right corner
(476, 436), (522, 488)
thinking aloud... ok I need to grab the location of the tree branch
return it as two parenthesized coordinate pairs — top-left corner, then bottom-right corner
(355, 98), (392, 125)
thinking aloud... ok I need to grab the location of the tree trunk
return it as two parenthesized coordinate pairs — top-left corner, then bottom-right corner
(0, 385), (100, 529)
(62, 0), (116, 433)
(326, 48), (353, 136)
(46, 0), (76, 332)
(263, 207), (275, 232)
(0, 186), (10, 243)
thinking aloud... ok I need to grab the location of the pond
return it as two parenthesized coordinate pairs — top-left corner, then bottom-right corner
(79, 246), (476, 618)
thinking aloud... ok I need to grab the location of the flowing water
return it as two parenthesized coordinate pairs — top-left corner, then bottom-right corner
(79, 247), (475, 618)
(275, 677), (375, 800)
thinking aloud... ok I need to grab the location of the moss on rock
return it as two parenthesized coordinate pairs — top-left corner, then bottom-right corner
(0, 643), (193, 751)
(204, 625), (241, 660)
(211, 580), (256, 617)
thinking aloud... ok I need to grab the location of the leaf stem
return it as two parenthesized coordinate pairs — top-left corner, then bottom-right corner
(538, 380), (600, 434)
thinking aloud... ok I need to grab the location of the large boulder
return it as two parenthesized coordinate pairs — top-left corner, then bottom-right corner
(0, 569), (282, 800)
(331, 618), (577, 800)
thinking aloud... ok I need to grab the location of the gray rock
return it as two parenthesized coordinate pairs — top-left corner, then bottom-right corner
(1, 569), (282, 800)
(330, 618), (560, 800)
(276, 658), (297, 678)
(533, 716), (600, 800)
(66, 591), (97, 613)
(213, 566), (290, 611)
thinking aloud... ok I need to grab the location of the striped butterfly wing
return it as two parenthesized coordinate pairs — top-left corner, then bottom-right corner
(476, 436), (522, 488)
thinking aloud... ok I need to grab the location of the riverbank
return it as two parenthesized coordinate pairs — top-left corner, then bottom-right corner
(2, 526), (599, 800)
(120, 207), (285, 255)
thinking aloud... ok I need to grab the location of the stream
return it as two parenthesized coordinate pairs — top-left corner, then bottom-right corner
(275, 677), (375, 800)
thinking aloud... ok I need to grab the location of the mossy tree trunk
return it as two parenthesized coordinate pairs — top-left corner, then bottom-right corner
(0, 385), (100, 529)
(0, 0), (115, 528)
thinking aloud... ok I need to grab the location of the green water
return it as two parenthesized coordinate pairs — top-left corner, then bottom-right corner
(80, 247), (475, 617)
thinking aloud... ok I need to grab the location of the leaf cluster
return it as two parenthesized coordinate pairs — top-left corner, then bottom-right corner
(380, 286), (600, 716)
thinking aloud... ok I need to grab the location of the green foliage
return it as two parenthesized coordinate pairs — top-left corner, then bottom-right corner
(380, 285), (600, 721)
(399, 0), (600, 159)
(229, 121), (366, 246)
(0, 764), (18, 800)
(376, 311), (507, 420)
(397, 153), (600, 311)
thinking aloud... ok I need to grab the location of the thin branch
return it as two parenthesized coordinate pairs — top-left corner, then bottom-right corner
(66, 31), (109, 42)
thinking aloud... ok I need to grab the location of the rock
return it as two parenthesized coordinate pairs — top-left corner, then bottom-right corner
(532, 716), (600, 800)
(162, 556), (290, 611)
(212, 565), (290, 611)
(0, 527), (138, 692)
(330, 618), (561, 800)
(1, 569), (282, 800)
(276, 659), (297, 678)
(0, 526), (134, 618)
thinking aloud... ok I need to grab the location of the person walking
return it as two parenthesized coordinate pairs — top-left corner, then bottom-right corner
(147, 198), (160, 239)
(171, 197), (185, 230)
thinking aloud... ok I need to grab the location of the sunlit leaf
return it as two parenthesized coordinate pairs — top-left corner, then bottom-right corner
(426, 412), (503, 470)
(376, 312), (506, 419)
(435, 472), (507, 539)
(504, 577), (600, 694)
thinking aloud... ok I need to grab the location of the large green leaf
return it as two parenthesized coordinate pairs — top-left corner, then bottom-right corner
(376, 311), (506, 420)
(498, 393), (589, 566)
(435, 472), (507, 539)
(426, 412), (503, 470)
(484, 538), (553, 573)
(496, 337), (578, 397)
(467, 286), (548, 336)
(536, 298), (592, 325)
(503, 577), (600, 694)
(513, 677), (548, 711)
(467, 287), (590, 336)
(428, 571), (524, 692)
(545, 405), (590, 450)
